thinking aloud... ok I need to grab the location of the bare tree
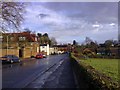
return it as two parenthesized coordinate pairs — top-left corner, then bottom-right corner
(50, 37), (57, 46)
(24, 28), (32, 33)
(85, 37), (93, 45)
(0, 2), (26, 32)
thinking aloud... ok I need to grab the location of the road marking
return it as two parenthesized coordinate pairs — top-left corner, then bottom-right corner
(24, 57), (66, 88)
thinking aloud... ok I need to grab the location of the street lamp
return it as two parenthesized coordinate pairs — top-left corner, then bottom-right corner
(6, 35), (8, 55)
(30, 42), (33, 57)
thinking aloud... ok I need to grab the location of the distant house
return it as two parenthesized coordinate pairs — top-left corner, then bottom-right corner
(97, 48), (106, 55)
(110, 47), (119, 57)
(40, 44), (49, 55)
(97, 47), (120, 58)
(49, 46), (58, 55)
(49, 45), (68, 54)
(1, 32), (39, 58)
(56, 45), (68, 54)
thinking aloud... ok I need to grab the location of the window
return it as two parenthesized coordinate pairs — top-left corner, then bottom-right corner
(19, 37), (26, 41)
(10, 37), (14, 41)
(35, 37), (37, 41)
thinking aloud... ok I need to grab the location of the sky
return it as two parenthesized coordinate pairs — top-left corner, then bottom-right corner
(21, 2), (118, 44)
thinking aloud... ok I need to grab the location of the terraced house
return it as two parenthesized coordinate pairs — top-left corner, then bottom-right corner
(0, 32), (40, 58)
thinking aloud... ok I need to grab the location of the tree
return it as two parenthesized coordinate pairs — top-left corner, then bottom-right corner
(104, 40), (113, 47)
(37, 33), (42, 44)
(83, 48), (95, 58)
(37, 33), (42, 37)
(85, 37), (93, 45)
(89, 41), (98, 54)
(50, 37), (57, 46)
(43, 33), (49, 44)
(104, 40), (113, 56)
(82, 37), (98, 54)
(1, 2), (25, 32)
(37, 33), (51, 45)
(24, 28), (31, 33)
(73, 40), (78, 45)
(43, 33), (48, 37)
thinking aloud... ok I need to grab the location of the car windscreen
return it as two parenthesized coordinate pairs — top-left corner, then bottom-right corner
(3, 55), (12, 58)
(3, 55), (18, 58)
(12, 56), (18, 58)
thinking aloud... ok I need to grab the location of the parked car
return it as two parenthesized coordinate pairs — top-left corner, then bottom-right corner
(35, 54), (43, 59)
(43, 54), (47, 58)
(1, 55), (20, 64)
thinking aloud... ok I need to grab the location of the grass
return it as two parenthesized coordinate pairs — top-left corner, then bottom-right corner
(80, 58), (119, 82)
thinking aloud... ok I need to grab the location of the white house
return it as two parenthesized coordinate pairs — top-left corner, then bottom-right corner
(40, 44), (49, 55)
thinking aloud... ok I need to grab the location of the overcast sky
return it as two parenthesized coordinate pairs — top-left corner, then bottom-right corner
(21, 2), (118, 44)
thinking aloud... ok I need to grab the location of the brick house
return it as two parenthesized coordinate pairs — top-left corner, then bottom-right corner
(1, 32), (40, 58)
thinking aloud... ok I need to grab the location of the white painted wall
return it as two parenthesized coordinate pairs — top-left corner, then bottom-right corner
(46, 44), (49, 55)
(49, 47), (54, 54)
(40, 44), (49, 55)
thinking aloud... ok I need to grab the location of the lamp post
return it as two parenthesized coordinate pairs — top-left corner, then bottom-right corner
(30, 42), (33, 57)
(6, 35), (8, 55)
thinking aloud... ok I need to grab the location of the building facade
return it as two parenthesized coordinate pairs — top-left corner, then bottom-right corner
(1, 32), (39, 58)
(40, 44), (49, 55)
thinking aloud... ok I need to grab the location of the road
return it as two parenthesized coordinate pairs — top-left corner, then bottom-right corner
(2, 54), (77, 89)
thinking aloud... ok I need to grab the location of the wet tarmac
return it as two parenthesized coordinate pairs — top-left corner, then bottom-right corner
(2, 54), (77, 89)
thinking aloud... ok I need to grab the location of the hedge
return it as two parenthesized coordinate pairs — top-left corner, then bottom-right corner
(70, 54), (120, 89)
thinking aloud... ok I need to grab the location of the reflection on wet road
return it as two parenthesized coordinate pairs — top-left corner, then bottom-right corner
(2, 54), (76, 88)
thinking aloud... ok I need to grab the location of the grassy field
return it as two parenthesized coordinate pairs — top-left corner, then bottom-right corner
(80, 58), (119, 82)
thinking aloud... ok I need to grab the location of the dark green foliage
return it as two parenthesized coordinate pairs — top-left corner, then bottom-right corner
(37, 33), (57, 46)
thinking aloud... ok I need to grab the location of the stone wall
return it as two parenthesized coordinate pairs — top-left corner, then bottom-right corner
(0, 48), (19, 57)
(23, 47), (38, 58)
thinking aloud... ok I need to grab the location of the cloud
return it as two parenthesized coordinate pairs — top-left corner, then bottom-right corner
(109, 23), (115, 26)
(21, 2), (118, 44)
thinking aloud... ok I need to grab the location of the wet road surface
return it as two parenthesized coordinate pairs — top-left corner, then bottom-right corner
(2, 54), (77, 88)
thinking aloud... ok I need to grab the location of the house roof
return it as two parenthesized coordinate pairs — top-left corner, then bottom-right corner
(53, 45), (67, 47)
(40, 44), (48, 46)
(3, 32), (37, 42)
